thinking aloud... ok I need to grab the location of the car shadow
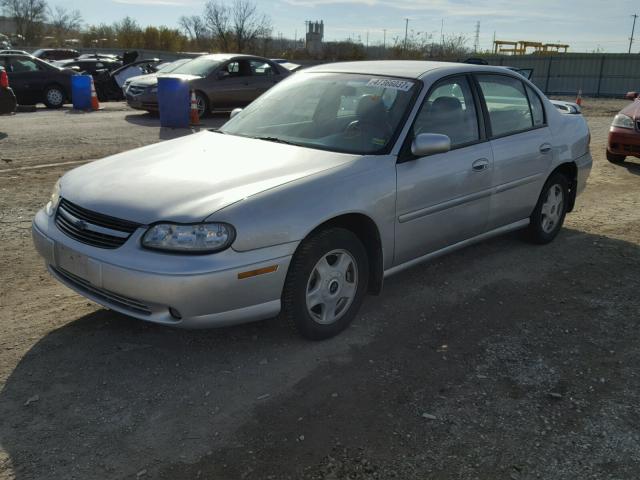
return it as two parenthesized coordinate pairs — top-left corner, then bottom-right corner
(1, 228), (639, 478)
(621, 158), (640, 176)
(125, 112), (229, 140)
(0, 132), (6, 140)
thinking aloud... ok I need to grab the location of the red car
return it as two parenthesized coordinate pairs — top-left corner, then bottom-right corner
(607, 92), (640, 163)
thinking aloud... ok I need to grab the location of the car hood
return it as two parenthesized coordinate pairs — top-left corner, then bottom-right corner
(130, 73), (201, 87)
(60, 132), (359, 224)
(620, 98), (640, 120)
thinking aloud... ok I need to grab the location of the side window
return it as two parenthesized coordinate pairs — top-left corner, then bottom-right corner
(526, 85), (545, 126)
(8, 58), (39, 73)
(225, 61), (240, 75)
(477, 75), (533, 137)
(412, 76), (480, 148)
(250, 60), (274, 76)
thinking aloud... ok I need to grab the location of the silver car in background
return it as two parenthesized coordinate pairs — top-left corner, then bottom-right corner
(32, 61), (592, 339)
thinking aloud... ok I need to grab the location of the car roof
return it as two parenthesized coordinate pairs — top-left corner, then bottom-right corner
(303, 60), (522, 79)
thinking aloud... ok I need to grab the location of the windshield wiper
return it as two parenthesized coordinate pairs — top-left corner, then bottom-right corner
(252, 136), (296, 145)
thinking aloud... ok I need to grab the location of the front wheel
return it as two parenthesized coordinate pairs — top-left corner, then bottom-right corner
(525, 173), (569, 244)
(606, 150), (625, 164)
(195, 92), (209, 119)
(281, 228), (369, 340)
(43, 85), (65, 108)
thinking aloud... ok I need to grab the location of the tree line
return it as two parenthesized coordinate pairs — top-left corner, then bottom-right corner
(1, 0), (470, 59)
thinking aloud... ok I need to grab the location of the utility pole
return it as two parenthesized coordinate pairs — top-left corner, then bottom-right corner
(630, 14), (639, 54)
(404, 18), (410, 53)
(383, 29), (386, 51)
(473, 21), (480, 52)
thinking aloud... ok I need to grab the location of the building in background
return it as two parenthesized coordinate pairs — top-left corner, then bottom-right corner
(305, 20), (324, 55)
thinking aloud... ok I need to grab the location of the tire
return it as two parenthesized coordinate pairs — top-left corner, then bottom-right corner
(195, 92), (209, 119)
(526, 173), (569, 244)
(43, 85), (65, 109)
(606, 150), (625, 164)
(281, 228), (369, 340)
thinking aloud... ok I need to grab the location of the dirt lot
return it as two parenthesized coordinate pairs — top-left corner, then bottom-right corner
(0, 99), (639, 480)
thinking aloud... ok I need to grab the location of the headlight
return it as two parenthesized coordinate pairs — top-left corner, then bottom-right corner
(142, 223), (235, 253)
(612, 113), (634, 129)
(149, 86), (158, 93)
(44, 180), (61, 216)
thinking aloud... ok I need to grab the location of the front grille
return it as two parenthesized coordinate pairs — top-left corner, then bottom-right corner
(52, 266), (152, 316)
(55, 198), (140, 249)
(127, 85), (146, 96)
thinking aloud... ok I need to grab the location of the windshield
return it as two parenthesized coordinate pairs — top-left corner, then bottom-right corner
(171, 57), (220, 77)
(220, 72), (419, 154)
(157, 59), (191, 73)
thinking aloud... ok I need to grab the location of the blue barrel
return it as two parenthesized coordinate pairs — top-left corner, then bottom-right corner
(71, 75), (92, 110)
(158, 77), (190, 128)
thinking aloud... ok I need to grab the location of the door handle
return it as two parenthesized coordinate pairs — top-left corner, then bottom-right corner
(539, 143), (552, 154)
(472, 158), (490, 172)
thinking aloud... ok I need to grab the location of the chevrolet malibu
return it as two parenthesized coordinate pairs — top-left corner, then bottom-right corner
(33, 61), (592, 340)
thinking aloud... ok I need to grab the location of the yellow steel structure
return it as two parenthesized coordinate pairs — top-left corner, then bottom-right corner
(493, 40), (569, 55)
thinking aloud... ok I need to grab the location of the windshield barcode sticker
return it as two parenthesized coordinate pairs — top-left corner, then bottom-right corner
(366, 78), (414, 91)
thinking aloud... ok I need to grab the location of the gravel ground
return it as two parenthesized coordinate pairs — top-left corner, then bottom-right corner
(0, 99), (639, 480)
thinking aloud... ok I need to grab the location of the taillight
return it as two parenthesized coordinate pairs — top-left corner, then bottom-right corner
(0, 70), (8, 89)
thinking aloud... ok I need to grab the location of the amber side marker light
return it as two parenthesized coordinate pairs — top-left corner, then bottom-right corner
(238, 265), (278, 280)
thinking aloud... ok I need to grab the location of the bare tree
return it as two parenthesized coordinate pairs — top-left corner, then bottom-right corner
(1, 0), (48, 43)
(204, 0), (231, 51)
(231, 0), (270, 52)
(49, 5), (82, 42)
(179, 14), (208, 49)
(203, 0), (271, 53)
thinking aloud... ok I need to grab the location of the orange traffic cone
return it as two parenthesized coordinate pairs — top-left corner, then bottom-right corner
(90, 77), (100, 111)
(576, 89), (583, 107)
(190, 91), (200, 126)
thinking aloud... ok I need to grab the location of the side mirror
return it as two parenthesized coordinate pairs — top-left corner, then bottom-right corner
(230, 108), (242, 119)
(217, 70), (229, 80)
(411, 133), (451, 157)
(625, 91), (639, 101)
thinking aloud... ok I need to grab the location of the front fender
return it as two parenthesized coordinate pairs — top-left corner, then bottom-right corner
(209, 155), (398, 269)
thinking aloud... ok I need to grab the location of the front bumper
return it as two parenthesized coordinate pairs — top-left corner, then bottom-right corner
(608, 126), (640, 158)
(125, 91), (158, 111)
(32, 209), (295, 328)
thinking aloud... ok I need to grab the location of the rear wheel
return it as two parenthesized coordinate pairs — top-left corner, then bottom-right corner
(606, 150), (625, 164)
(43, 85), (65, 109)
(281, 228), (369, 340)
(525, 173), (569, 244)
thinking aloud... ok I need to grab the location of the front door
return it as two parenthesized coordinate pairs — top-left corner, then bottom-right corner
(395, 75), (493, 265)
(4, 56), (45, 104)
(208, 59), (255, 109)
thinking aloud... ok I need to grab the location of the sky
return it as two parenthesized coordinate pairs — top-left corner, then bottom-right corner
(50, 0), (640, 53)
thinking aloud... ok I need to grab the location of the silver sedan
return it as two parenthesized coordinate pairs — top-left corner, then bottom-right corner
(32, 61), (592, 339)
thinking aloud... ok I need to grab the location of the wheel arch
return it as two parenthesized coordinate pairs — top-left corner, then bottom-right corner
(297, 213), (384, 295)
(550, 162), (578, 212)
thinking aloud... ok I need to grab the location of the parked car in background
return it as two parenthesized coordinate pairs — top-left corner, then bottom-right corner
(1, 49), (30, 55)
(607, 95), (640, 163)
(53, 57), (122, 74)
(0, 53), (76, 108)
(32, 48), (79, 62)
(94, 58), (163, 101)
(121, 58), (192, 95)
(33, 61), (591, 339)
(0, 65), (17, 114)
(125, 54), (291, 118)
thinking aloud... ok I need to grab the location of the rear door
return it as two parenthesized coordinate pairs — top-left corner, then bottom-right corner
(248, 59), (281, 97)
(394, 75), (493, 265)
(474, 74), (553, 230)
